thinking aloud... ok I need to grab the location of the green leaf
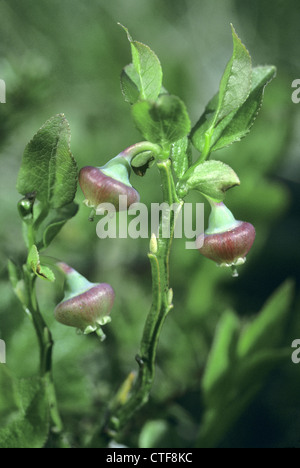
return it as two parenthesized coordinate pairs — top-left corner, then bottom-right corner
(37, 265), (55, 283)
(212, 66), (276, 151)
(198, 348), (288, 449)
(170, 136), (192, 179)
(193, 66), (276, 153)
(191, 95), (218, 153)
(179, 160), (240, 201)
(8, 259), (29, 308)
(132, 95), (191, 149)
(28, 245), (55, 282)
(131, 151), (156, 176)
(215, 24), (252, 123)
(8, 259), (22, 291)
(202, 310), (240, 396)
(139, 420), (169, 448)
(0, 376), (50, 448)
(197, 282), (293, 449)
(191, 25), (252, 154)
(131, 41), (163, 101)
(34, 202), (79, 250)
(235, 348), (290, 396)
(120, 63), (140, 104)
(17, 114), (78, 210)
(120, 24), (163, 102)
(0, 367), (19, 419)
(237, 280), (294, 358)
(27, 245), (39, 271)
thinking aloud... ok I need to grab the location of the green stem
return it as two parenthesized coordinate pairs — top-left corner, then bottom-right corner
(198, 127), (213, 163)
(23, 265), (63, 435)
(121, 141), (162, 161)
(103, 159), (179, 438)
(18, 202), (64, 435)
(177, 128), (214, 195)
(26, 223), (36, 251)
(103, 141), (162, 170)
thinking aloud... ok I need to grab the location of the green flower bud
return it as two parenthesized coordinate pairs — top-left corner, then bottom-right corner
(17, 191), (36, 222)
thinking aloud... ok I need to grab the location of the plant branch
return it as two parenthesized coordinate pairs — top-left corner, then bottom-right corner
(23, 265), (63, 434)
(8, 260), (66, 446)
(101, 158), (179, 439)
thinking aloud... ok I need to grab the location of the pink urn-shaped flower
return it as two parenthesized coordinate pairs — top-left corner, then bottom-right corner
(54, 262), (115, 340)
(79, 151), (140, 211)
(197, 202), (256, 276)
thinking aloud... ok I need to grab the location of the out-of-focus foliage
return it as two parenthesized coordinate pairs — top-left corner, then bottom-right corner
(0, 0), (299, 448)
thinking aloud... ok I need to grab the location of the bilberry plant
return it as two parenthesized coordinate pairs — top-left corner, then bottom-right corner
(6, 24), (276, 447)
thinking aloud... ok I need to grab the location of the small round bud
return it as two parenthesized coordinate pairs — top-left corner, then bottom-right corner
(17, 192), (36, 221)
(149, 233), (158, 254)
(54, 263), (115, 338)
(167, 288), (173, 306)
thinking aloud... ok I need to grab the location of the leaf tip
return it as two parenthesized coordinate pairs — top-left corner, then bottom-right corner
(230, 23), (251, 60)
(118, 22), (132, 42)
(268, 65), (277, 80)
(230, 23), (239, 40)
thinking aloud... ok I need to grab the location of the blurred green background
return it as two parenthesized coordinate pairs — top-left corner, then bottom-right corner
(0, 0), (300, 448)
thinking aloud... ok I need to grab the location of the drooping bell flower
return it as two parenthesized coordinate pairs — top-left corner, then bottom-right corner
(197, 201), (256, 276)
(79, 157), (139, 212)
(54, 262), (115, 340)
(79, 142), (161, 213)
